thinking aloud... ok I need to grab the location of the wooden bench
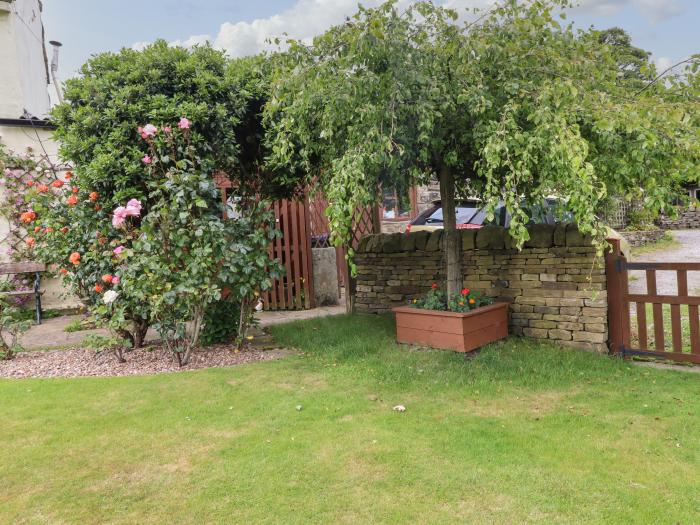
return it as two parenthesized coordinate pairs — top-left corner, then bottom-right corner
(0, 261), (46, 324)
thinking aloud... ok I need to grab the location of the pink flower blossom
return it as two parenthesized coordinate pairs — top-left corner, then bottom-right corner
(112, 206), (128, 227)
(142, 155), (152, 165)
(125, 199), (142, 216)
(178, 117), (190, 129)
(111, 276), (120, 285)
(163, 126), (172, 133)
(113, 245), (125, 255)
(142, 124), (157, 137)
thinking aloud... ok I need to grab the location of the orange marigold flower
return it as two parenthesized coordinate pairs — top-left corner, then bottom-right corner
(458, 301), (465, 306)
(101, 274), (113, 284)
(69, 252), (81, 265)
(94, 283), (104, 293)
(89, 191), (98, 201)
(468, 298), (475, 305)
(37, 184), (49, 193)
(25, 237), (35, 247)
(51, 179), (64, 188)
(67, 195), (78, 206)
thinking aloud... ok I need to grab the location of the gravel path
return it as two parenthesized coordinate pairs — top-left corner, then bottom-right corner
(628, 230), (700, 296)
(0, 344), (289, 379)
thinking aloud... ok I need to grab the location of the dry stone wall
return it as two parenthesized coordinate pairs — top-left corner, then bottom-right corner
(659, 207), (700, 230)
(355, 224), (608, 352)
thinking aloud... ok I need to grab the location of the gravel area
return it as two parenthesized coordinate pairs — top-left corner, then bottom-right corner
(0, 344), (289, 379)
(629, 230), (700, 295)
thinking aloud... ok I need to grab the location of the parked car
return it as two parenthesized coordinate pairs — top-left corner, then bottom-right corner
(405, 197), (630, 256)
(405, 198), (571, 232)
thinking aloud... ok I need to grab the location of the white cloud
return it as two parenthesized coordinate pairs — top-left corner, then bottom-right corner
(654, 56), (674, 72)
(136, 0), (683, 58)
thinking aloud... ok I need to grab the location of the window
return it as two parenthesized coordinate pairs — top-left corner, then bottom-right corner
(382, 186), (416, 221)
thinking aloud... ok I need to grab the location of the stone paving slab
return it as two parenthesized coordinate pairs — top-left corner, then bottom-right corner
(18, 304), (347, 351)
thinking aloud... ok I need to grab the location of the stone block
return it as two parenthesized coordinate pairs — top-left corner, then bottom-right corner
(524, 224), (555, 248)
(476, 226), (506, 250)
(425, 230), (443, 252)
(549, 329), (572, 341)
(312, 247), (340, 307)
(413, 231), (430, 251)
(461, 229), (476, 250)
(523, 327), (549, 338)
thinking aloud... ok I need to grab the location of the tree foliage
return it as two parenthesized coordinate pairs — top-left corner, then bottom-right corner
(265, 0), (699, 296)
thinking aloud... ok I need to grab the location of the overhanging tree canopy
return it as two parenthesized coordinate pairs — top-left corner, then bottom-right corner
(265, 0), (699, 296)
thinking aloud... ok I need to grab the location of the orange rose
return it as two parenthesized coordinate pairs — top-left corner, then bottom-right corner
(25, 237), (35, 247)
(101, 274), (113, 284)
(26, 180), (34, 187)
(60, 226), (69, 234)
(59, 268), (68, 275)
(33, 226), (41, 233)
(69, 252), (81, 265)
(51, 180), (64, 188)
(37, 184), (49, 193)
(89, 191), (98, 201)
(67, 195), (78, 206)
(94, 283), (104, 293)
(20, 211), (36, 223)
(71, 186), (79, 194)
(65, 171), (73, 179)
(45, 227), (54, 233)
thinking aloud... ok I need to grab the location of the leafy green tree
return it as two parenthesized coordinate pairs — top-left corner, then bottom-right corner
(266, 0), (699, 297)
(597, 27), (652, 88)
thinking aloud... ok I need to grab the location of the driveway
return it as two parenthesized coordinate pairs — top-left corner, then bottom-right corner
(628, 230), (700, 296)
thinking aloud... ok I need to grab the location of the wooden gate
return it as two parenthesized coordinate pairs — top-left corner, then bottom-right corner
(606, 239), (700, 364)
(263, 198), (315, 311)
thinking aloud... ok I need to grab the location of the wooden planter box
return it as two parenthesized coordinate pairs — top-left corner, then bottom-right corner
(392, 302), (509, 352)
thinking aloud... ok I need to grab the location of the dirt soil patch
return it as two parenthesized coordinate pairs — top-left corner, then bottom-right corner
(0, 344), (289, 379)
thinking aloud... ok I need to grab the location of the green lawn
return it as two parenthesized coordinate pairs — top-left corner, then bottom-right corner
(1, 315), (699, 524)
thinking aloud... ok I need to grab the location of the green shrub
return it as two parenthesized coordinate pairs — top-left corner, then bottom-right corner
(199, 299), (242, 346)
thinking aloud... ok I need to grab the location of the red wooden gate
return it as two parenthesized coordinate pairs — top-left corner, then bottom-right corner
(263, 198), (315, 311)
(606, 239), (700, 364)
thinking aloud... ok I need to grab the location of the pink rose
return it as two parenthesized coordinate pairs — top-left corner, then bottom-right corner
(142, 124), (157, 137)
(112, 206), (128, 227)
(163, 126), (172, 133)
(178, 117), (190, 129)
(113, 245), (125, 255)
(111, 276), (120, 285)
(142, 155), (152, 165)
(125, 199), (142, 217)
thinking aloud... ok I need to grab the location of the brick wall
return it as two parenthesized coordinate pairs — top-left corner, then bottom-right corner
(354, 224), (608, 352)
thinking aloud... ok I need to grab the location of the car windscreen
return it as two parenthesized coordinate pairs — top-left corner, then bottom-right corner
(426, 206), (480, 224)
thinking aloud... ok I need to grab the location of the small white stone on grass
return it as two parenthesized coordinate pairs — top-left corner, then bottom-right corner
(296, 405), (303, 411)
(392, 405), (406, 412)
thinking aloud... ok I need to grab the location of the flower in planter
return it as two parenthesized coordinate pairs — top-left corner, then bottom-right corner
(412, 282), (492, 313)
(69, 252), (81, 265)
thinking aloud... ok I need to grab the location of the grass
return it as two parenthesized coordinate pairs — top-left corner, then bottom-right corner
(1, 314), (699, 524)
(631, 231), (680, 256)
(630, 303), (697, 354)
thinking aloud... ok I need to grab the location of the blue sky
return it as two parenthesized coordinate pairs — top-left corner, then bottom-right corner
(41, 0), (699, 79)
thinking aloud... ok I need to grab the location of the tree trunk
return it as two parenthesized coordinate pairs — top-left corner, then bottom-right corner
(438, 162), (462, 297)
(132, 318), (149, 349)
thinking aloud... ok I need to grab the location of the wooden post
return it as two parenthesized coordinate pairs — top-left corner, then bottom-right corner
(605, 238), (624, 355)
